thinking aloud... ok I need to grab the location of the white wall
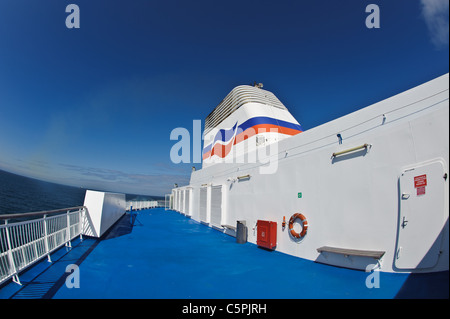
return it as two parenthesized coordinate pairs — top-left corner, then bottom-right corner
(83, 190), (126, 238)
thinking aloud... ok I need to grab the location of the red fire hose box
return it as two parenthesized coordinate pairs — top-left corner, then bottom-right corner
(257, 220), (277, 250)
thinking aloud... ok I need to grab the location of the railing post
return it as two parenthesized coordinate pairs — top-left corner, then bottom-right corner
(4, 220), (21, 285)
(66, 210), (72, 248)
(79, 208), (84, 242)
(43, 214), (52, 262)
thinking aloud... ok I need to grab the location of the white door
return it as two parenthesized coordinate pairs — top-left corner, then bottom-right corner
(210, 185), (223, 227)
(199, 187), (207, 222)
(185, 189), (190, 215)
(173, 191), (178, 211)
(180, 190), (185, 213)
(395, 160), (447, 270)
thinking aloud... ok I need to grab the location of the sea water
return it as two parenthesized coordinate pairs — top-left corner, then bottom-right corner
(0, 169), (162, 216)
(0, 169), (86, 215)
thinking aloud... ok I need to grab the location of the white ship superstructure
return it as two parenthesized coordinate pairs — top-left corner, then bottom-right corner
(202, 84), (303, 167)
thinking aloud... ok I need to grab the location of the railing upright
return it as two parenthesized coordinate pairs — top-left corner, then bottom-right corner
(4, 220), (21, 285)
(66, 210), (71, 248)
(43, 214), (51, 262)
(79, 208), (84, 242)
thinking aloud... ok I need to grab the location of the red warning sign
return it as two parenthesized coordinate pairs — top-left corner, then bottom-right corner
(414, 174), (427, 188)
(417, 186), (426, 196)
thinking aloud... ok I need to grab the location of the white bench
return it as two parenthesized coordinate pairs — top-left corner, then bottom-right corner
(221, 224), (237, 231)
(317, 246), (385, 259)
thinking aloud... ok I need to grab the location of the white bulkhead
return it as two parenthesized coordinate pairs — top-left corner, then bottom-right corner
(83, 190), (126, 238)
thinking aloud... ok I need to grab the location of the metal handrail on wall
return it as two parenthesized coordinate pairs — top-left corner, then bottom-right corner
(331, 143), (371, 158)
(0, 206), (86, 286)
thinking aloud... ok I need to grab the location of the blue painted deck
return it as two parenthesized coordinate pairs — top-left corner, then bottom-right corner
(1, 208), (448, 299)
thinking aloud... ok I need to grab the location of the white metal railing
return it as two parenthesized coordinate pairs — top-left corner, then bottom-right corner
(125, 200), (161, 211)
(0, 206), (86, 286)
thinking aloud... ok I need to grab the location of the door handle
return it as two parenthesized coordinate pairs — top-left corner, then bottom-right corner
(401, 216), (408, 228)
(401, 193), (410, 199)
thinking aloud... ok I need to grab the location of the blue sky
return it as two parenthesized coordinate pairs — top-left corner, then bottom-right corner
(0, 0), (448, 196)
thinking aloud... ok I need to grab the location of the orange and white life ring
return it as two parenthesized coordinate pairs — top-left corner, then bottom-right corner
(288, 213), (308, 238)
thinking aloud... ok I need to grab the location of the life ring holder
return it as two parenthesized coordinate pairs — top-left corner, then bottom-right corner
(288, 213), (308, 239)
